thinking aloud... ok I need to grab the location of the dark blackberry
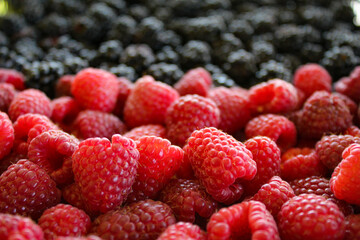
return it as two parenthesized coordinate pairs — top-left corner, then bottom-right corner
(168, 0), (203, 17)
(0, 14), (27, 37)
(155, 30), (182, 50)
(205, 64), (236, 87)
(156, 46), (179, 64)
(37, 13), (70, 37)
(56, 35), (85, 55)
(129, 4), (150, 22)
(211, 33), (244, 64)
(145, 62), (184, 85)
(153, 7), (173, 22)
(120, 44), (155, 73)
(201, 0), (231, 10)
(251, 40), (275, 64)
(300, 43), (323, 62)
(229, 19), (254, 43)
(0, 48), (28, 71)
(14, 38), (44, 62)
(93, 40), (123, 64)
(71, 15), (103, 43)
(180, 40), (212, 69)
(44, 48), (74, 62)
(245, 9), (278, 34)
(0, 31), (8, 46)
(331, 1), (355, 23)
(301, 25), (322, 43)
(274, 24), (305, 53)
(206, 9), (235, 25)
(47, 0), (86, 15)
(277, 10), (298, 24)
(134, 17), (169, 50)
(102, 0), (127, 14)
(298, 6), (334, 31)
(255, 60), (292, 82)
(107, 15), (137, 46)
(252, 33), (275, 44)
(324, 28), (360, 54)
(107, 64), (138, 82)
(63, 57), (89, 74)
(22, 0), (45, 24)
(79, 48), (97, 65)
(276, 54), (302, 71)
(87, 2), (117, 30)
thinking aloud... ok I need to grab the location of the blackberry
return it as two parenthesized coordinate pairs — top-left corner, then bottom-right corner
(44, 48), (74, 62)
(324, 28), (360, 53)
(252, 33), (275, 44)
(251, 40), (275, 64)
(299, 6), (334, 31)
(168, 0), (203, 17)
(94, 40), (123, 64)
(63, 57), (89, 74)
(120, 44), (155, 73)
(156, 46), (180, 64)
(301, 25), (321, 43)
(0, 31), (8, 46)
(56, 35), (85, 55)
(47, 0), (86, 15)
(180, 40), (212, 69)
(155, 30), (182, 50)
(153, 7), (173, 22)
(274, 24), (305, 53)
(87, 2), (117, 30)
(277, 10), (298, 24)
(211, 33), (244, 64)
(255, 60), (292, 82)
(107, 64), (138, 82)
(22, 0), (45, 24)
(0, 14), (27, 37)
(71, 16), (103, 43)
(102, 0), (127, 14)
(0, 48), (28, 71)
(205, 64), (236, 87)
(14, 38), (44, 62)
(201, 0), (231, 10)
(37, 13), (70, 37)
(229, 19), (254, 43)
(206, 9), (234, 25)
(146, 62), (184, 85)
(276, 54), (302, 71)
(300, 43), (323, 62)
(107, 15), (137, 46)
(129, 4), (150, 22)
(331, 1), (355, 23)
(245, 9), (278, 34)
(79, 48), (97, 65)
(134, 17), (169, 50)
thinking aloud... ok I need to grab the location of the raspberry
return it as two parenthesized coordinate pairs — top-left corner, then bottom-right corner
(0, 112), (14, 161)
(230, 86), (249, 97)
(0, 139), (27, 174)
(0, 68), (25, 90)
(38, 204), (91, 240)
(0, 83), (17, 112)
(56, 236), (102, 240)
(28, 130), (80, 187)
(90, 199), (176, 240)
(159, 179), (218, 223)
(332, 92), (358, 117)
(126, 136), (183, 203)
(51, 97), (80, 125)
(0, 159), (61, 219)
(315, 134), (360, 170)
(184, 127), (256, 204)
(56, 75), (75, 97)
(176, 152), (195, 180)
(71, 68), (119, 112)
(293, 63), (332, 98)
(8, 89), (53, 121)
(0, 213), (44, 240)
(330, 143), (360, 205)
(281, 148), (326, 181)
(334, 66), (360, 103)
(73, 110), (127, 140)
(345, 215), (360, 240)
(207, 200), (280, 240)
(344, 125), (360, 137)
(174, 67), (212, 97)
(278, 194), (345, 240)
(72, 135), (139, 214)
(248, 78), (298, 115)
(243, 136), (281, 196)
(208, 87), (251, 134)
(157, 222), (207, 240)
(296, 91), (353, 139)
(123, 124), (166, 141)
(166, 95), (220, 147)
(245, 114), (297, 152)
(112, 77), (133, 118)
(250, 176), (295, 217)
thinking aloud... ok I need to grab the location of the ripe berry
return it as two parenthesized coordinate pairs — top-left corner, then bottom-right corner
(51, 96), (80, 125)
(0, 83), (17, 112)
(0, 213), (44, 240)
(334, 66), (360, 103)
(174, 67), (212, 97)
(345, 214), (360, 240)
(157, 222), (207, 240)
(112, 77), (133, 118)
(123, 124), (166, 141)
(0, 112), (14, 161)
(56, 75), (75, 97)
(0, 68), (25, 90)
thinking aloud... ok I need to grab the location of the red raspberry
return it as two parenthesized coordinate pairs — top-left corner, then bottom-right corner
(28, 130), (80, 187)
(157, 222), (207, 240)
(0, 83), (17, 112)
(230, 86), (249, 97)
(334, 66), (360, 103)
(126, 136), (183, 203)
(296, 91), (353, 139)
(0, 68), (25, 90)
(330, 143), (360, 205)
(243, 136), (281, 196)
(72, 135), (139, 214)
(174, 67), (212, 97)
(56, 75), (75, 97)
(332, 92), (358, 117)
(207, 200), (280, 240)
(248, 78), (298, 115)
(51, 97), (81, 125)
(0, 139), (27, 174)
(0, 213), (44, 240)
(0, 112), (14, 161)
(8, 89), (53, 121)
(208, 87), (251, 134)
(315, 134), (360, 170)
(0, 159), (61, 219)
(38, 204), (91, 240)
(293, 63), (332, 98)
(345, 215), (360, 240)
(176, 152), (195, 180)
(166, 95), (220, 147)
(90, 199), (176, 240)
(281, 148), (326, 181)
(159, 179), (218, 223)
(62, 183), (96, 218)
(55, 236), (102, 240)
(112, 77), (133, 118)
(344, 125), (360, 137)
(123, 124), (166, 141)
(278, 194), (345, 240)
(184, 127), (257, 204)
(245, 114), (297, 152)
(73, 110), (127, 140)
(250, 176), (295, 217)
(71, 68), (119, 112)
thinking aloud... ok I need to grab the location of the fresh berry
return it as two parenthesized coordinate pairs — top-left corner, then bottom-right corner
(124, 76), (179, 128)
(0, 213), (44, 240)
(55, 236), (102, 240)
(174, 67), (212, 97)
(345, 125), (360, 137)
(0, 68), (25, 90)
(0, 159), (61, 219)
(176, 152), (195, 180)
(0, 112), (14, 161)
(56, 75), (75, 97)
(166, 95), (220, 147)
(344, 214), (360, 240)
(112, 77), (133, 118)
(71, 68), (119, 113)
(0, 83), (17, 112)
(38, 204), (91, 240)
(72, 135), (139, 214)
(157, 222), (207, 240)
(334, 66), (360, 103)
(51, 97), (80, 126)
(123, 124), (166, 141)
(332, 92), (358, 117)
(184, 127), (256, 204)
(0, 139), (28, 174)
(207, 200), (280, 240)
(278, 194), (345, 240)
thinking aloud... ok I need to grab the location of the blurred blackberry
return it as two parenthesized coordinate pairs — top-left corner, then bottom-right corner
(301, 25), (322, 43)
(156, 30), (182, 50)
(153, 7), (173, 22)
(255, 60), (292, 82)
(204, 63), (223, 75)
(129, 4), (150, 22)
(87, 2), (117, 31)
(0, 31), (8, 46)
(146, 63), (183, 85)
(234, 2), (258, 12)
(107, 64), (138, 82)
(0, 47), (28, 71)
(22, 0), (45, 24)
(211, 33), (243, 64)
(331, 1), (355, 23)
(206, 9), (234, 25)
(92, 40), (123, 65)
(275, 24), (305, 53)
(201, 0), (231, 10)
(245, 9), (278, 34)
(156, 46), (179, 64)
(120, 44), (155, 73)
(14, 38), (44, 61)
(278, 10), (298, 24)
(134, 17), (168, 50)
(0, 14), (27, 37)
(46, 0), (86, 15)
(229, 19), (254, 43)
(252, 33), (275, 44)
(168, 0), (203, 17)
(107, 16), (137, 46)
(180, 40), (212, 69)
(79, 49), (97, 65)
(71, 15), (104, 43)
(102, 0), (127, 14)
(37, 13), (70, 37)
(276, 54), (302, 71)
(63, 57), (88, 74)
(205, 64), (235, 87)
(298, 6), (334, 31)
(44, 48), (74, 62)
(56, 35), (85, 55)
(324, 28), (360, 54)
(251, 40), (275, 64)
(300, 43), (323, 62)
(143, 0), (167, 11)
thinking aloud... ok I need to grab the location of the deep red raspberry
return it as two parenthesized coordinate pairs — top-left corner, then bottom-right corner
(0, 139), (27, 174)
(334, 66), (360, 103)
(159, 179), (218, 223)
(230, 86), (249, 97)
(278, 194), (345, 240)
(208, 87), (251, 134)
(0, 213), (44, 240)
(112, 77), (133, 118)
(176, 152), (195, 180)
(8, 89), (53, 121)
(249, 78), (298, 115)
(166, 95), (220, 147)
(293, 63), (332, 98)
(73, 110), (127, 140)
(56, 75), (75, 97)
(245, 114), (297, 152)
(330, 143), (360, 205)
(344, 125), (360, 137)
(38, 204), (91, 240)
(184, 127), (256, 204)
(0, 68), (25, 90)
(345, 214), (360, 240)
(90, 199), (176, 240)
(332, 92), (358, 117)
(71, 68), (119, 112)
(250, 176), (295, 217)
(243, 136), (281, 196)
(315, 134), (360, 170)
(124, 76), (179, 128)
(157, 222), (207, 240)
(72, 135), (139, 214)
(126, 136), (183, 203)
(123, 124), (166, 141)
(296, 91), (353, 139)
(207, 200), (280, 240)
(0, 83), (17, 112)
(0, 159), (61, 219)
(51, 97), (81, 125)
(0, 112), (14, 161)
(62, 183), (86, 212)
(174, 67), (212, 97)
(55, 236), (102, 240)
